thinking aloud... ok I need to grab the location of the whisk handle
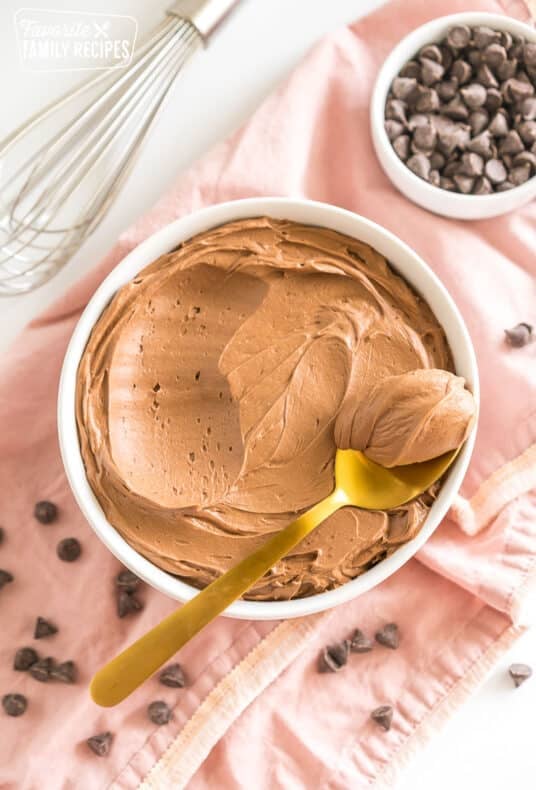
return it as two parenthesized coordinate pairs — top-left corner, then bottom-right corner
(167, 0), (240, 40)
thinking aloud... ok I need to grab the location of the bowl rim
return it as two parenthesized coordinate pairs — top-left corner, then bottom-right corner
(370, 12), (536, 210)
(58, 197), (479, 620)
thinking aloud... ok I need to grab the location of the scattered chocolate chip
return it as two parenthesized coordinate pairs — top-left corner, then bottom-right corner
(485, 158), (507, 184)
(116, 569), (141, 593)
(509, 662), (532, 687)
(34, 500), (58, 524)
(504, 322), (533, 347)
(29, 657), (53, 682)
(57, 537), (81, 562)
(117, 589), (143, 618)
(159, 663), (187, 688)
(148, 700), (173, 725)
(350, 629), (373, 653)
(318, 641), (350, 672)
(14, 647), (39, 671)
(50, 660), (77, 683)
(0, 569), (14, 590)
(34, 617), (58, 639)
(406, 153), (431, 180)
(371, 704), (393, 731)
(375, 623), (400, 650)
(447, 25), (471, 50)
(87, 732), (113, 756)
(2, 693), (27, 717)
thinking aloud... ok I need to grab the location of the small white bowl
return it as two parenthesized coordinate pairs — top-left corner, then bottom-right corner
(371, 12), (536, 220)
(58, 197), (479, 620)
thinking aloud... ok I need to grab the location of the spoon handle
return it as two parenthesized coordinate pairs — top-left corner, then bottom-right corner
(91, 490), (345, 706)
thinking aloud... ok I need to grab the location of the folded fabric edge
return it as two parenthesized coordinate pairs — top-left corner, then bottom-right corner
(137, 610), (332, 790)
(370, 621), (524, 790)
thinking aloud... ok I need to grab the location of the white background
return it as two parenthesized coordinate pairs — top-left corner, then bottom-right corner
(1, 2), (535, 788)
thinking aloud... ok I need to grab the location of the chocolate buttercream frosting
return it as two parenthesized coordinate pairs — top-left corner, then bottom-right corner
(76, 218), (476, 600)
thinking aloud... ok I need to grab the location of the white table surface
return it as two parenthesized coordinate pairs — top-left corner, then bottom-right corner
(1, 1), (534, 787)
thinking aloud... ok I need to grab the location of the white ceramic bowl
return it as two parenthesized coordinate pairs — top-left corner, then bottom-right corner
(371, 12), (536, 220)
(58, 197), (479, 620)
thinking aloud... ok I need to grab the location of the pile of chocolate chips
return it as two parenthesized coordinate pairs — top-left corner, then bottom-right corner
(384, 25), (536, 194)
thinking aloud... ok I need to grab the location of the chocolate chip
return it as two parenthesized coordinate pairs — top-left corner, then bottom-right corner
(50, 660), (77, 683)
(419, 44), (442, 63)
(509, 662), (532, 687)
(461, 83), (488, 109)
(468, 130), (493, 157)
(406, 153), (431, 181)
(2, 693), (27, 717)
(117, 589), (143, 618)
(159, 663), (187, 688)
(116, 569), (141, 593)
(485, 88), (503, 112)
(34, 617), (58, 639)
(500, 31), (513, 50)
(503, 78), (534, 103)
(440, 176), (457, 191)
(496, 181), (515, 191)
(391, 77), (418, 101)
(523, 43), (536, 68)
(521, 97), (536, 120)
(29, 657), (53, 682)
(513, 150), (536, 171)
(469, 109), (489, 135)
(415, 88), (440, 113)
(440, 46), (454, 71)
(407, 113), (428, 131)
(450, 59), (472, 85)
(473, 176), (493, 194)
(436, 80), (457, 102)
(318, 640), (350, 672)
(393, 134), (410, 161)
(474, 26), (501, 50)
(0, 569), (13, 590)
(505, 322), (533, 347)
(371, 704), (393, 731)
(34, 501), (58, 524)
(518, 120), (536, 145)
(57, 537), (81, 562)
(497, 58), (518, 81)
(488, 112), (509, 137)
(510, 163), (532, 185)
(483, 43), (507, 70)
(420, 58), (444, 86)
(453, 174), (475, 193)
(467, 48), (482, 69)
(444, 95), (469, 120)
(385, 120), (404, 141)
(385, 99), (408, 124)
(350, 629), (373, 653)
(375, 623), (400, 649)
(399, 61), (420, 79)
(500, 129), (524, 155)
(460, 152), (484, 176)
(148, 700), (173, 725)
(413, 123), (436, 152)
(14, 647), (39, 671)
(476, 64), (498, 89)
(484, 158), (507, 183)
(447, 25), (471, 49)
(87, 732), (113, 756)
(430, 151), (446, 170)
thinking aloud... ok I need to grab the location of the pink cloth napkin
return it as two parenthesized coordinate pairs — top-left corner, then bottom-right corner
(1, 0), (536, 787)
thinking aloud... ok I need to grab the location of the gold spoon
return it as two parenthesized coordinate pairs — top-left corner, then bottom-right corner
(91, 447), (456, 706)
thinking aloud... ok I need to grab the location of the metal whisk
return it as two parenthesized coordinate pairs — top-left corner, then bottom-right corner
(0, 0), (239, 296)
